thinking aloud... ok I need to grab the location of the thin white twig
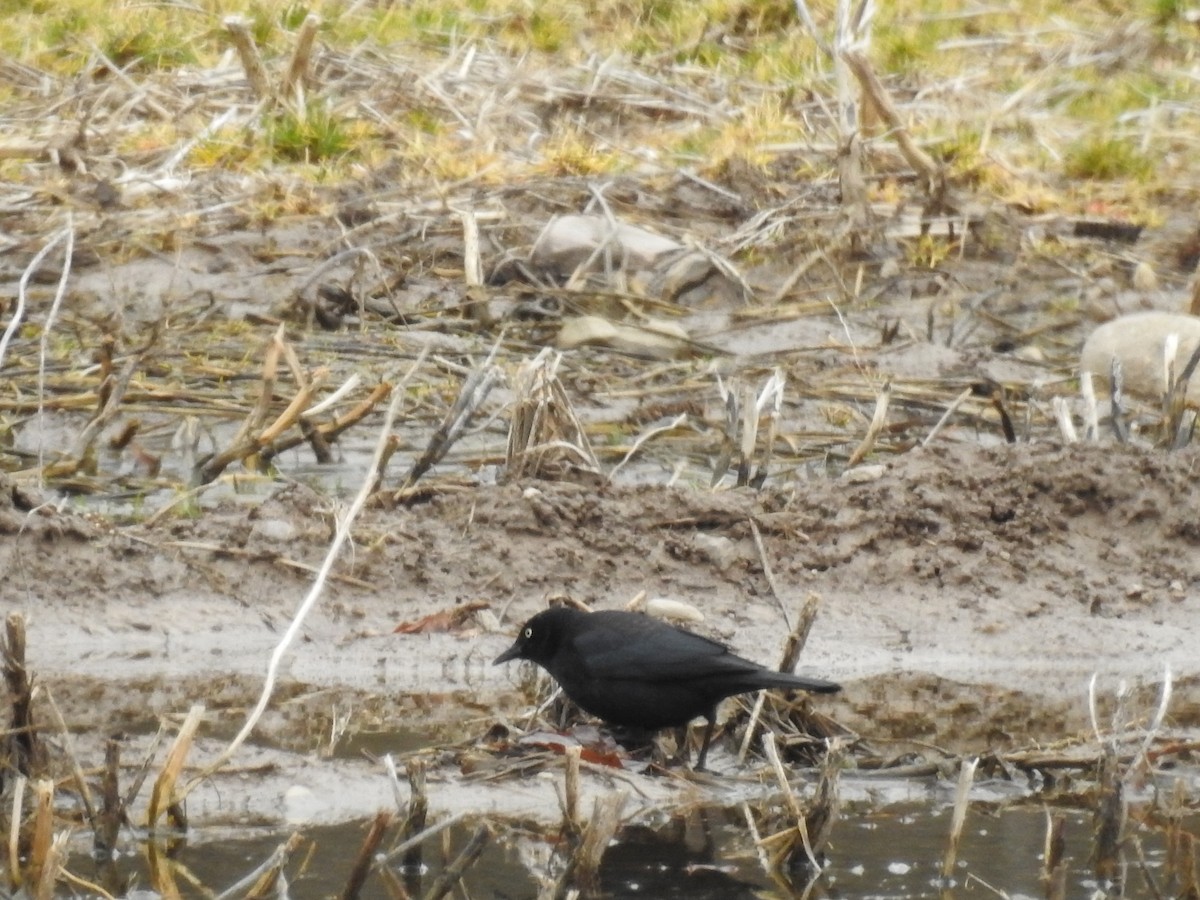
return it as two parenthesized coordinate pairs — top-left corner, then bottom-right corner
(1080, 371), (1099, 442)
(1052, 397), (1078, 443)
(1125, 664), (1172, 784)
(180, 353), (423, 797)
(1, 222), (72, 371)
(37, 214), (75, 484)
(302, 373), (362, 418)
(607, 413), (687, 483)
(923, 386), (972, 447)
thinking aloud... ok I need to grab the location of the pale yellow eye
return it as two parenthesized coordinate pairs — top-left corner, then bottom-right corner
(524, 627), (533, 639)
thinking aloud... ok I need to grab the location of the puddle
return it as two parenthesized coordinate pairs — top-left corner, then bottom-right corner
(61, 801), (1195, 898)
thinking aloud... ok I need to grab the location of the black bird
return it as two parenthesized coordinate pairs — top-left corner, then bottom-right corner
(494, 607), (840, 769)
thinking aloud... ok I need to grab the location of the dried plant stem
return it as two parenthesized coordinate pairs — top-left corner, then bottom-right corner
(146, 703), (204, 832)
(7, 773), (24, 888)
(96, 739), (121, 855)
(282, 14), (321, 97)
(606, 413), (686, 483)
(224, 16), (273, 102)
(1041, 811), (1067, 900)
(940, 756), (977, 880)
(420, 824), (489, 900)
(403, 363), (502, 489)
(382, 812), (469, 865)
(26, 778), (54, 891)
(58, 867), (118, 900)
(35, 214), (74, 484)
(842, 50), (942, 192)
(1052, 397), (1078, 443)
(923, 386), (972, 447)
(847, 380), (890, 467)
(340, 811), (393, 900)
(214, 833), (305, 900)
(0, 221), (72, 371)
(555, 792), (627, 899)
(749, 518), (790, 628)
(762, 732), (821, 871)
(43, 686), (95, 828)
(779, 593), (821, 673)
(564, 744), (582, 834)
(180, 379), (410, 799)
(399, 757), (429, 895)
(1080, 372), (1099, 442)
(3, 612), (42, 776)
(737, 692), (768, 764)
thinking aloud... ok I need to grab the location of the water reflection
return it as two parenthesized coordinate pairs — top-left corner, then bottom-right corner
(59, 801), (1199, 899)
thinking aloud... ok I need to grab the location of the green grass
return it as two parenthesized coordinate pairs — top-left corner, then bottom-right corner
(0, 0), (1195, 204)
(1063, 135), (1156, 182)
(267, 104), (357, 164)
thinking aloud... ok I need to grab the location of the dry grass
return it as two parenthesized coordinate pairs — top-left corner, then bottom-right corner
(1, 0), (1198, 503)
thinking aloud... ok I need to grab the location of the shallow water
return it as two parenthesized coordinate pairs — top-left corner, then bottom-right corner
(63, 800), (1190, 899)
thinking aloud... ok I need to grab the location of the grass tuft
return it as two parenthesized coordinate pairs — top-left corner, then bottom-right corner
(1063, 135), (1156, 182)
(267, 104), (358, 164)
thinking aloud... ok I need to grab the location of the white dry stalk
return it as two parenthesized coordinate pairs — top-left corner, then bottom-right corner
(739, 381), (758, 466)
(147, 107), (241, 179)
(924, 385), (973, 447)
(381, 811), (470, 865)
(754, 368), (786, 479)
(763, 731), (821, 872)
(834, 0), (875, 136)
(302, 373), (362, 419)
(1125, 664), (1172, 785)
(0, 220), (73, 372)
(828, 298), (871, 383)
(35, 214), (75, 485)
(795, 0), (874, 137)
(941, 756), (978, 880)
(737, 691), (768, 764)
(607, 413), (687, 483)
(7, 773), (24, 879)
(506, 348), (598, 477)
(847, 380), (890, 468)
(750, 518), (791, 629)
(1163, 332), (1179, 401)
(1052, 397), (1078, 443)
(383, 754), (406, 813)
(213, 833), (302, 900)
(1088, 672), (1103, 745)
(740, 801), (773, 876)
(179, 354), (421, 798)
(459, 209), (483, 287)
(1080, 371), (1099, 442)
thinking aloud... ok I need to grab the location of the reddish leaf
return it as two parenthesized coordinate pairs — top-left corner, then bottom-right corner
(394, 600), (490, 634)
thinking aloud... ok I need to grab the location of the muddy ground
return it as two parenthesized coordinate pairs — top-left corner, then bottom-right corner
(3, 14), (1200, 842)
(1, 433), (1196, 825)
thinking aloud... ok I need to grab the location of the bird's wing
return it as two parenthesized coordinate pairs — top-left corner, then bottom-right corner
(567, 620), (752, 682)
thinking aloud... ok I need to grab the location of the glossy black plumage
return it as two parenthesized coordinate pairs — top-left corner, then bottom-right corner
(494, 607), (839, 768)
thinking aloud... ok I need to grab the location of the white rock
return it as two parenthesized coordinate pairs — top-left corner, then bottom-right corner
(642, 597), (706, 623)
(251, 518), (296, 542)
(557, 315), (691, 360)
(1079, 311), (1200, 405)
(531, 214), (682, 277)
(843, 464), (886, 483)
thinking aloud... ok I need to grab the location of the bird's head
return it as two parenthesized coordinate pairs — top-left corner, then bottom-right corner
(493, 607), (574, 666)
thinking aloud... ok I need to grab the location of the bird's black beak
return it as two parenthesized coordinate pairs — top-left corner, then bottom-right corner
(493, 641), (522, 665)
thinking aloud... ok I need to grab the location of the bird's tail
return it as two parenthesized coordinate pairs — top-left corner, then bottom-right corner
(763, 672), (841, 694)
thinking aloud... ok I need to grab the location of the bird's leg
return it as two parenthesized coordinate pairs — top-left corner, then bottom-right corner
(695, 718), (716, 771)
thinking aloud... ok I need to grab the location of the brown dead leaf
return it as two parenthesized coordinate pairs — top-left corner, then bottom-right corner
(393, 600), (490, 635)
